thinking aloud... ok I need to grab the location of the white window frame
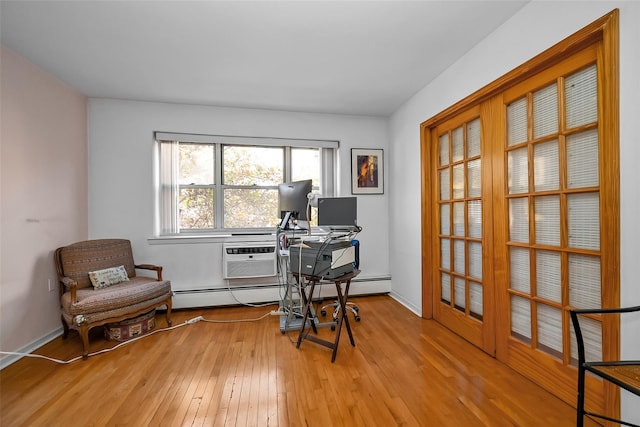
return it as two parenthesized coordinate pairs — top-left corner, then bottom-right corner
(154, 132), (338, 236)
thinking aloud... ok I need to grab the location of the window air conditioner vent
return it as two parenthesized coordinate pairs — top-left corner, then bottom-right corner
(222, 242), (277, 279)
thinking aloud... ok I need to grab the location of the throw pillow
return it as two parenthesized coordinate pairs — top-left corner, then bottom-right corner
(88, 265), (129, 289)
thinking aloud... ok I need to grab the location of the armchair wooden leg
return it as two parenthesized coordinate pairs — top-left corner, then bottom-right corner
(165, 299), (173, 326)
(61, 316), (70, 339)
(79, 325), (90, 360)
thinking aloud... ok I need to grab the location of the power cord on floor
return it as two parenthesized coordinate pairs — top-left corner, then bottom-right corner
(0, 310), (280, 365)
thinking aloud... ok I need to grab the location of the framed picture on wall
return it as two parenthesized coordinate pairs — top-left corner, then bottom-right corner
(351, 148), (384, 194)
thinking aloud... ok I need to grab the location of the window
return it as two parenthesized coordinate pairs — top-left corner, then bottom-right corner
(155, 133), (337, 234)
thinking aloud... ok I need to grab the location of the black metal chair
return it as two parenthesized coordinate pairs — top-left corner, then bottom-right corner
(570, 305), (640, 427)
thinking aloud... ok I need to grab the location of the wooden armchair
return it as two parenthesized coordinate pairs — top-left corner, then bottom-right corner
(54, 239), (173, 359)
(570, 305), (640, 427)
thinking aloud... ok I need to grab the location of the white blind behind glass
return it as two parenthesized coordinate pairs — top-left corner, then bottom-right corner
(467, 118), (481, 157)
(507, 98), (528, 146)
(533, 84), (558, 139)
(508, 147), (529, 194)
(536, 250), (561, 303)
(511, 295), (532, 339)
(569, 254), (601, 309)
(534, 195), (560, 246)
(510, 247), (531, 293)
(534, 140), (559, 192)
(567, 129), (599, 188)
(568, 193), (600, 250)
(509, 198), (529, 243)
(565, 64), (598, 129)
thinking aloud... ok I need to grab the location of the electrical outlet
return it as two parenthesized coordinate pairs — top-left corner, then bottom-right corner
(48, 279), (56, 292)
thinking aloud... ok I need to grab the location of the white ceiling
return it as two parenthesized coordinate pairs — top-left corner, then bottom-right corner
(1, 1), (528, 117)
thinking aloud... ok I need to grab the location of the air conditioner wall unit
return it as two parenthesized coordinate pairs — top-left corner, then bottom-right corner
(223, 242), (277, 279)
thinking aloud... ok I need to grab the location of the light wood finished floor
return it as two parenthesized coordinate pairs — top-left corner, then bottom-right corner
(0, 295), (595, 426)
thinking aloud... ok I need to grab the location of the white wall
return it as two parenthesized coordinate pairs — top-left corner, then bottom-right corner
(0, 46), (87, 367)
(87, 99), (390, 307)
(388, 1), (640, 421)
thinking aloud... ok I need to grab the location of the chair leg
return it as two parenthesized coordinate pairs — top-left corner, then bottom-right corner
(576, 364), (586, 427)
(165, 298), (173, 326)
(79, 325), (90, 360)
(61, 315), (70, 339)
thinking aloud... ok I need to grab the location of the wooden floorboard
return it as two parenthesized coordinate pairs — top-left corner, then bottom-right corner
(0, 295), (597, 426)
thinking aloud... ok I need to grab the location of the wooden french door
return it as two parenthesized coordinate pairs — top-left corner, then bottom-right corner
(422, 10), (619, 416)
(431, 106), (495, 355)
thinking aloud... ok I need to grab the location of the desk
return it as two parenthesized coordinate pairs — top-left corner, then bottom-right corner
(295, 269), (359, 362)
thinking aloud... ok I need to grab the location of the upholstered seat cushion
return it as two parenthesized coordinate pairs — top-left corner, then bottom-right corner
(61, 277), (171, 317)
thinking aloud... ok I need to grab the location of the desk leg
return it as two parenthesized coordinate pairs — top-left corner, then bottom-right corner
(331, 279), (355, 362)
(296, 280), (317, 348)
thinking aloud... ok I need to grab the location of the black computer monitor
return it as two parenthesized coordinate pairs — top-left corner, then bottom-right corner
(278, 179), (312, 226)
(317, 197), (358, 230)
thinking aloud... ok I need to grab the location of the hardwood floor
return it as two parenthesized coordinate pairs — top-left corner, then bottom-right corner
(0, 295), (594, 426)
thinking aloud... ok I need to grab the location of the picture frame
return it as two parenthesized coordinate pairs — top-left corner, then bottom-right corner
(351, 148), (384, 194)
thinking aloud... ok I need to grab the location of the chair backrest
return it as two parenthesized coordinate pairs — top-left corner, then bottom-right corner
(55, 239), (137, 290)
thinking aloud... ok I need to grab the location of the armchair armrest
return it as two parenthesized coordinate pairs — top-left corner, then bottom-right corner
(60, 277), (78, 303)
(135, 264), (163, 281)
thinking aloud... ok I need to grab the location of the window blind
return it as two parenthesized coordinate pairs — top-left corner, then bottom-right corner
(536, 250), (561, 303)
(565, 64), (598, 129)
(568, 193), (600, 250)
(534, 139), (559, 192)
(507, 98), (528, 146)
(509, 198), (529, 243)
(567, 129), (599, 188)
(509, 247), (530, 293)
(534, 195), (560, 246)
(533, 84), (558, 139)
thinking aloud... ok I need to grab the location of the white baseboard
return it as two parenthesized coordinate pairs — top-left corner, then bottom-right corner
(1, 327), (64, 370)
(388, 291), (422, 317)
(173, 279), (392, 309)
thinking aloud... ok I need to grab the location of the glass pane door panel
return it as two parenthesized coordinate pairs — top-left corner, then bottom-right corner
(570, 315), (602, 363)
(507, 97), (528, 146)
(440, 203), (450, 235)
(511, 295), (532, 340)
(535, 195), (560, 246)
(454, 277), (466, 310)
(441, 272), (451, 303)
(537, 304), (563, 356)
(468, 201), (482, 238)
(452, 127), (464, 162)
(565, 64), (598, 129)
(453, 202), (465, 236)
(454, 240), (465, 274)
(439, 134), (449, 166)
(533, 84), (558, 139)
(569, 254), (601, 309)
(510, 247), (531, 294)
(509, 198), (529, 243)
(467, 159), (481, 198)
(440, 238), (451, 270)
(536, 250), (561, 303)
(439, 168), (450, 200)
(470, 282), (483, 317)
(508, 147), (529, 194)
(452, 164), (465, 199)
(567, 129), (599, 188)
(469, 242), (483, 279)
(534, 139), (560, 191)
(568, 192), (600, 250)
(467, 118), (481, 157)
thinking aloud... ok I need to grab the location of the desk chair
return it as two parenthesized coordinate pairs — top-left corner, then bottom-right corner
(321, 299), (360, 327)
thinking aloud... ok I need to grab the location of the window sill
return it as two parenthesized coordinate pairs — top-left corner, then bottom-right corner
(148, 233), (277, 245)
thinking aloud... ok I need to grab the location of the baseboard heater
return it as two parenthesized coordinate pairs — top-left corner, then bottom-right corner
(222, 242), (277, 279)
